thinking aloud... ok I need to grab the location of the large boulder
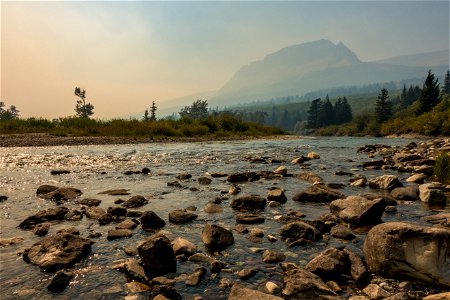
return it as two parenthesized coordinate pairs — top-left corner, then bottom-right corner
(23, 233), (92, 272)
(419, 183), (447, 205)
(267, 188), (288, 204)
(202, 224), (234, 251)
(368, 175), (403, 190)
(280, 221), (321, 242)
(305, 248), (350, 282)
(18, 207), (69, 230)
(229, 284), (283, 300)
(329, 196), (386, 226)
(137, 233), (176, 277)
(390, 186), (419, 201)
(292, 184), (343, 203)
(37, 186), (82, 202)
(231, 195), (266, 211)
(171, 237), (197, 257)
(363, 222), (450, 287)
(282, 266), (338, 299)
(140, 211), (166, 229)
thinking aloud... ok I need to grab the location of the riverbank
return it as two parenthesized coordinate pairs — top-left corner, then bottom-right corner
(0, 133), (297, 147)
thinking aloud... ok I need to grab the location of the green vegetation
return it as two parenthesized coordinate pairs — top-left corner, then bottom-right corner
(374, 88), (393, 123)
(433, 151), (450, 184)
(74, 87), (94, 118)
(0, 101), (20, 120)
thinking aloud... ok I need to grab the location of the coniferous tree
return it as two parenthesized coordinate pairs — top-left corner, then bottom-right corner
(306, 99), (322, 129)
(333, 98), (343, 124)
(143, 109), (149, 121)
(74, 87), (94, 118)
(417, 70), (440, 114)
(399, 84), (408, 109)
(179, 99), (208, 119)
(150, 101), (157, 121)
(443, 70), (450, 95)
(375, 88), (393, 123)
(318, 97), (334, 127)
(340, 97), (353, 123)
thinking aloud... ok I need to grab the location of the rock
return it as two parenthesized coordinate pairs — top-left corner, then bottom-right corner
(50, 169), (71, 175)
(421, 213), (450, 227)
(274, 166), (288, 176)
(292, 184), (343, 203)
(229, 184), (241, 195)
(235, 213), (265, 224)
(267, 188), (287, 204)
(292, 156), (307, 164)
(0, 195), (7, 202)
(398, 281), (413, 291)
(98, 189), (130, 195)
(305, 248), (350, 282)
(234, 224), (249, 234)
(76, 198), (102, 206)
(280, 221), (321, 242)
(210, 172), (228, 178)
(185, 267), (207, 286)
(176, 173), (192, 180)
(202, 224), (234, 251)
(142, 167), (151, 175)
(227, 172), (260, 183)
(39, 187), (82, 202)
(18, 207), (69, 230)
(229, 284), (283, 300)
(137, 233), (176, 277)
(307, 152), (320, 159)
(368, 175), (403, 190)
(171, 237), (197, 257)
(167, 181), (183, 188)
(47, 271), (74, 292)
(237, 268), (258, 280)
(282, 267), (337, 299)
(419, 183), (447, 205)
(204, 202), (223, 213)
(150, 285), (181, 300)
(23, 233), (92, 272)
(64, 209), (83, 221)
(351, 177), (367, 188)
(84, 207), (107, 220)
(344, 248), (369, 287)
(140, 211), (166, 229)
(330, 225), (356, 240)
(108, 206), (128, 217)
(124, 281), (150, 293)
(56, 227), (80, 235)
(107, 229), (133, 240)
(0, 237), (24, 247)
(198, 176), (212, 185)
(36, 185), (59, 195)
(124, 170), (141, 175)
(363, 284), (391, 299)
(296, 172), (323, 183)
(362, 160), (385, 169)
(98, 213), (113, 225)
(126, 210), (143, 218)
(406, 174), (427, 184)
(168, 209), (198, 224)
(33, 223), (50, 236)
(122, 195), (148, 208)
(210, 260), (227, 273)
(330, 196), (386, 226)
(262, 250), (286, 263)
(231, 195), (266, 211)
(423, 292), (450, 300)
(363, 222), (450, 287)
(391, 186), (419, 201)
(152, 276), (176, 286)
(265, 281), (281, 294)
(267, 235), (278, 242)
(189, 253), (215, 264)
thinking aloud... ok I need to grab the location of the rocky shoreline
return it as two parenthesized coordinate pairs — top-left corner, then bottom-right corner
(1, 138), (449, 299)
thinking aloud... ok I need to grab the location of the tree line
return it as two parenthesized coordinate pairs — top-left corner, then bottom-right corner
(306, 95), (353, 129)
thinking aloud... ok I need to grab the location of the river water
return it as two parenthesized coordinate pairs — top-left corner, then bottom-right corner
(0, 136), (447, 299)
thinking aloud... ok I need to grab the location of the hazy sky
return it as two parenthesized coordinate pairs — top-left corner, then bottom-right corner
(1, 1), (449, 119)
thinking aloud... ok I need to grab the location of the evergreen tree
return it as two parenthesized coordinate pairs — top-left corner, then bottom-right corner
(143, 109), (149, 121)
(318, 97), (334, 127)
(399, 84), (408, 109)
(375, 88), (393, 123)
(306, 99), (322, 129)
(340, 97), (353, 123)
(150, 101), (157, 121)
(417, 70), (440, 114)
(0, 102), (20, 120)
(443, 70), (450, 95)
(333, 97), (343, 124)
(74, 87), (94, 118)
(179, 99), (208, 119)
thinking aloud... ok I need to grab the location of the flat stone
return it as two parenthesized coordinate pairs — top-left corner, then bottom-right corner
(237, 268), (258, 280)
(262, 250), (286, 263)
(229, 284), (283, 300)
(98, 189), (130, 195)
(236, 213), (265, 224)
(107, 229), (133, 240)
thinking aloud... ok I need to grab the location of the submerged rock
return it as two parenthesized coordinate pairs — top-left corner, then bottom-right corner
(231, 195), (266, 211)
(76, 198), (102, 207)
(47, 271), (74, 292)
(235, 213), (265, 224)
(330, 224), (356, 240)
(18, 207), (69, 230)
(98, 189), (130, 196)
(280, 221), (321, 242)
(168, 209), (198, 224)
(38, 186), (82, 202)
(229, 284), (283, 300)
(363, 222), (450, 287)
(391, 186), (419, 201)
(140, 211), (166, 229)
(368, 175), (403, 190)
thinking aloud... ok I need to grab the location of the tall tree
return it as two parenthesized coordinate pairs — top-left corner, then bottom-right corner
(318, 97), (334, 127)
(417, 70), (440, 114)
(150, 101), (157, 121)
(143, 109), (150, 121)
(375, 88), (393, 123)
(443, 70), (450, 95)
(306, 99), (322, 129)
(0, 101), (20, 120)
(340, 97), (353, 123)
(399, 84), (408, 109)
(179, 99), (208, 119)
(74, 87), (94, 118)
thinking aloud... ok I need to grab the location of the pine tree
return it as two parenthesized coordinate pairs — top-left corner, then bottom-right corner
(318, 97), (334, 127)
(375, 88), (393, 123)
(443, 70), (450, 95)
(341, 97), (353, 123)
(150, 101), (157, 121)
(417, 70), (440, 114)
(143, 109), (149, 121)
(306, 99), (322, 129)
(399, 84), (408, 109)
(333, 98), (343, 124)
(74, 87), (94, 118)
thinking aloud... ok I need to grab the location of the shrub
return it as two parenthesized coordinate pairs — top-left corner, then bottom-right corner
(433, 151), (450, 184)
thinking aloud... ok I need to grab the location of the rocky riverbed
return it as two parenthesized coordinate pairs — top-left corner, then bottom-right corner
(0, 137), (449, 299)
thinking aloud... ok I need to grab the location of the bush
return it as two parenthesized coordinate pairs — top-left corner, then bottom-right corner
(433, 151), (450, 184)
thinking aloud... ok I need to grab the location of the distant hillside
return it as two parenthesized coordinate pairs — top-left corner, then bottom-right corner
(374, 50), (449, 67)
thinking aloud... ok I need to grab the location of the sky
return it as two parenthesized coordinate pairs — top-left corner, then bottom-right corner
(1, 1), (449, 119)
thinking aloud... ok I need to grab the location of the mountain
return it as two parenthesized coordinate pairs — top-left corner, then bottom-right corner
(374, 50), (449, 67)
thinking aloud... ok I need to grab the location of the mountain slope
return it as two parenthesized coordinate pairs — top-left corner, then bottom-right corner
(374, 50), (449, 67)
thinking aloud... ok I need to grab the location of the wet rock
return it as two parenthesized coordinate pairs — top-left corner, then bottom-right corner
(237, 268), (258, 280)
(167, 181), (183, 188)
(227, 172), (260, 183)
(229, 184), (241, 195)
(98, 213), (113, 225)
(198, 176), (212, 185)
(47, 271), (74, 292)
(210, 260), (227, 273)
(76, 198), (102, 206)
(391, 186), (419, 201)
(292, 184), (343, 203)
(267, 188), (287, 204)
(419, 183), (447, 205)
(274, 166), (288, 176)
(231, 195), (266, 211)
(137, 233), (176, 277)
(296, 172), (323, 183)
(185, 267), (207, 286)
(18, 207), (69, 230)
(423, 292), (450, 300)
(363, 284), (391, 299)
(40, 187), (83, 203)
(107, 229), (133, 240)
(98, 189), (130, 196)
(202, 224), (234, 251)
(204, 202), (223, 213)
(33, 223), (50, 236)
(262, 250), (286, 263)
(176, 173), (192, 180)
(362, 160), (385, 169)
(23, 233), (92, 271)
(142, 167), (151, 175)
(330, 195), (386, 226)
(280, 221), (321, 242)
(292, 156), (308, 164)
(0, 237), (24, 247)
(112, 258), (146, 282)
(140, 211), (166, 229)
(108, 206), (128, 217)
(267, 234), (278, 242)
(235, 213), (265, 224)
(172, 237), (197, 257)
(330, 225), (356, 240)
(344, 248), (369, 287)
(307, 152), (320, 159)
(124, 281), (150, 293)
(56, 227), (80, 235)
(210, 172), (228, 178)
(234, 224), (249, 234)
(0, 195), (7, 202)
(124, 170), (141, 175)
(229, 284), (283, 300)
(115, 219), (137, 230)
(84, 207), (107, 220)
(282, 267), (337, 299)
(305, 248), (350, 282)
(421, 213), (450, 227)
(152, 276), (176, 286)
(150, 285), (181, 300)
(368, 175), (403, 190)
(168, 209), (198, 224)
(363, 222), (450, 287)
(189, 253), (215, 264)
(50, 169), (71, 175)
(406, 174), (427, 184)
(351, 177), (367, 188)
(36, 185), (59, 195)
(265, 281), (281, 294)
(126, 210), (143, 218)
(122, 195), (149, 208)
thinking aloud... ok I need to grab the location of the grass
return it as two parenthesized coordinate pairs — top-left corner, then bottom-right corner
(433, 151), (450, 184)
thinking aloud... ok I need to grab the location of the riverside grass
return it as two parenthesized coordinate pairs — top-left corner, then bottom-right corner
(433, 151), (450, 184)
